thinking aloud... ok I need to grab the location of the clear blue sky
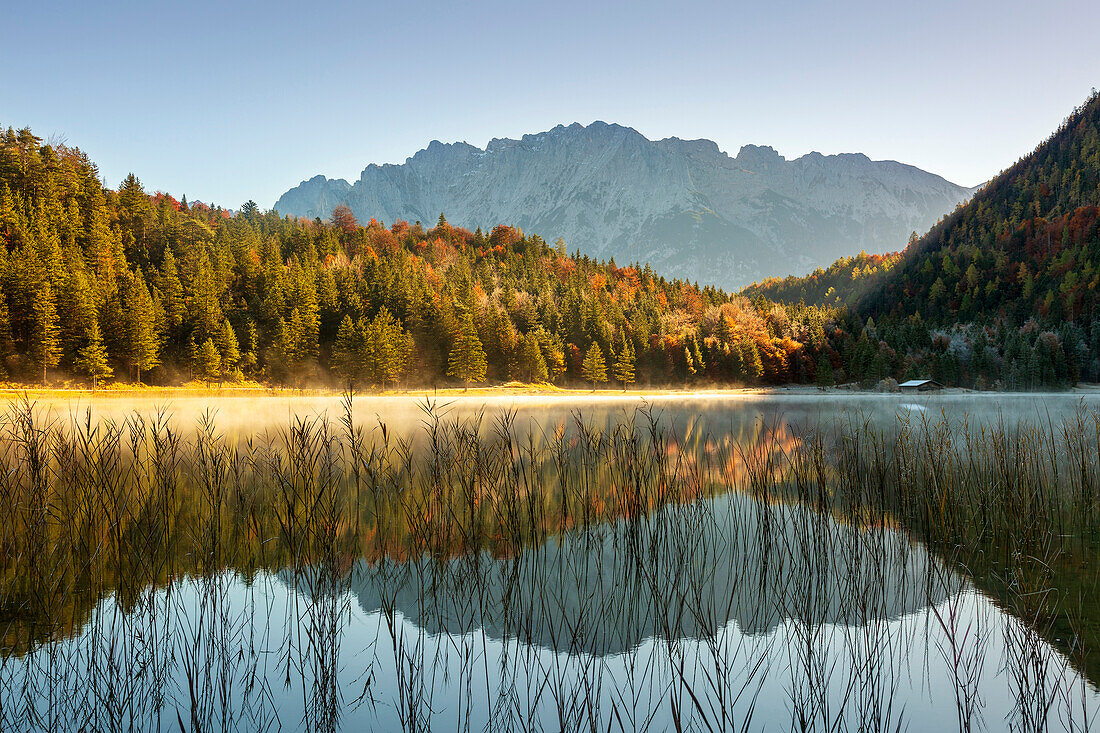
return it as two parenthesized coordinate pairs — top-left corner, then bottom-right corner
(3, 0), (1097, 209)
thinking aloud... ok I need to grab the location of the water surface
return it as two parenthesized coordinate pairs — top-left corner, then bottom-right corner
(1, 392), (1096, 731)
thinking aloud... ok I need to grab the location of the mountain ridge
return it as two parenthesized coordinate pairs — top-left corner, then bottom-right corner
(275, 122), (977, 290)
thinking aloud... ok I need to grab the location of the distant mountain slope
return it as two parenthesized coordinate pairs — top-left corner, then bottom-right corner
(742, 250), (902, 306)
(858, 92), (1100, 324)
(734, 93), (1100, 388)
(275, 123), (976, 290)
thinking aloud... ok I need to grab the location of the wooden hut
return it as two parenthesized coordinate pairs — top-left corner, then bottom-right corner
(898, 378), (944, 392)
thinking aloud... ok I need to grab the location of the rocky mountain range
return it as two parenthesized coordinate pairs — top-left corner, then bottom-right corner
(275, 122), (978, 290)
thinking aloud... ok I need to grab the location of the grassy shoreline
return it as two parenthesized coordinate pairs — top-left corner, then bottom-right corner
(0, 381), (1098, 401)
(0, 382), (814, 400)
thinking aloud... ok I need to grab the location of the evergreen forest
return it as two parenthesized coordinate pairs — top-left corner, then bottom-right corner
(4, 92), (1100, 391)
(746, 91), (1100, 389)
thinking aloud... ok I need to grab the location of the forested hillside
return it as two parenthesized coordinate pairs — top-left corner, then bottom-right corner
(743, 250), (902, 307)
(742, 92), (1100, 389)
(861, 91), (1100, 323)
(0, 125), (866, 389)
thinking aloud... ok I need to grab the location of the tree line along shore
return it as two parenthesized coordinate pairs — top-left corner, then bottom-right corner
(3, 94), (1100, 393)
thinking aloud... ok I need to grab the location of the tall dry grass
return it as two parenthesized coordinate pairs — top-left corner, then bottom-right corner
(0, 396), (1096, 731)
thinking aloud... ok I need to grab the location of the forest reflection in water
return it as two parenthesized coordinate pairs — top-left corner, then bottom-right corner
(0, 393), (1097, 731)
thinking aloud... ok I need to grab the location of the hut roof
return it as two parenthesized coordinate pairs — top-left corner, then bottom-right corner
(898, 379), (944, 389)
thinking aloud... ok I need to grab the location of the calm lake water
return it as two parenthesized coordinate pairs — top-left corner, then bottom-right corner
(9, 389), (1100, 436)
(1, 392), (1097, 731)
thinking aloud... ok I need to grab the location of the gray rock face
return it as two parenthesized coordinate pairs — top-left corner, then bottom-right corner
(282, 491), (951, 657)
(275, 123), (977, 290)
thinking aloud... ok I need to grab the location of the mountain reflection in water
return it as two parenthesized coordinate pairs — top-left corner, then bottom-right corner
(0, 394), (1097, 731)
(321, 491), (949, 655)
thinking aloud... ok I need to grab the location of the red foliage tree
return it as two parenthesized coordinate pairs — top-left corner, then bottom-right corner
(331, 205), (359, 235)
(489, 225), (522, 247)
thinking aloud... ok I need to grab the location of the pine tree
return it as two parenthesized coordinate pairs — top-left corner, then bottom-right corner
(33, 282), (60, 383)
(487, 307), (518, 380)
(364, 308), (411, 390)
(240, 319), (259, 374)
(0, 293), (14, 378)
(743, 341), (764, 382)
(128, 273), (160, 383)
(612, 334), (635, 389)
(193, 338), (221, 381)
(519, 331), (548, 383)
(158, 246), (186, 335)
(64, 267), (98, 357)
(870, 349), (888, 383)
(292, 265), (320, 361)
(356, 315), (374, 383)
(190, 254), (224, 343)
(726, 342), (743, 380)
(581, 342), (608, 388)
(217, 318), (240, 379)
(447, 311), (487, 390)
(692, 337), (705, 375)
(117, 173), (151, 265)
(285, 308), (305, 366)
(75, 319), (112, 389)
(87, 189), (122, 293)
(332, 315), (361, 385)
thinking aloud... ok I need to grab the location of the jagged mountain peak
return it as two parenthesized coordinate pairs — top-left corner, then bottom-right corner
(275, 123), (975, 289)
(735, 144), (785, 169)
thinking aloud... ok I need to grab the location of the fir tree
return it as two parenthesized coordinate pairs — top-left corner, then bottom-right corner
(75, 320), (112, 389)
(368, 308), (411, 390)
(190, 254), (224, 343)
(117, 173), (151, 265)
(158, 246), (186, 335)
(33, 282), (60, 383)
(332, 315), (361, 385)
(447, 311), (487, 390)
(743, 341), (764, 381)
(0, 293), (14, 378)
(685, 346), (697, 377)
(519, 331), (548, 383)
(612, 334), (635, 389)
(217, 318), (240, 379)
(291, 264), (320, 360)
(285, 308), (305, 365)
(128, 273), (160, 383)
(240, 319), (259, 374)
(581, 341), (608, 388)
(193, 338), (221, 381)
(64, 267), (98, 357)
(692, 337), (705, 375)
